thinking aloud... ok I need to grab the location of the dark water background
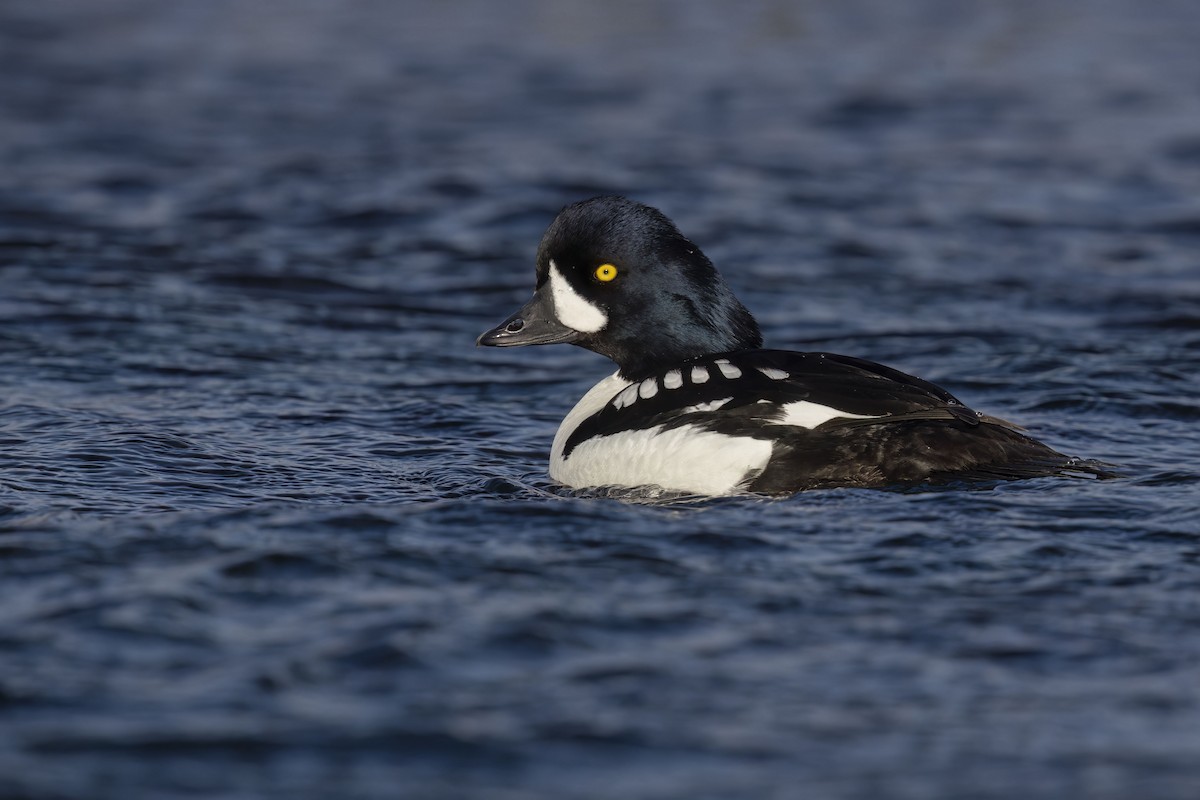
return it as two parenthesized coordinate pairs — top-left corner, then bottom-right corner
(3, 1), (1200, 797)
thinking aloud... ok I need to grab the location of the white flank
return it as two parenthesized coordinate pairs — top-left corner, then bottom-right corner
(552, 423), (772, 496)
(691, 366), (710, 384)
(551, 376), (769, 495)
(714, 359), (742, 379)
(681, 397), (733, 414)
(757, 367), (789, 380)
(548, 260), (607, 333)
(774, 400), (882, 429)
(612, 383), (639, 409)
(639, 378), (658, 399)
(663, 370), (683, 389)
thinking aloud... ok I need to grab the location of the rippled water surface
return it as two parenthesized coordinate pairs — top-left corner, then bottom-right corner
(3, 1), (1200, 798)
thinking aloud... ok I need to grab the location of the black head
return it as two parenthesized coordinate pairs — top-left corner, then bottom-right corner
(478, 196), (762, 379)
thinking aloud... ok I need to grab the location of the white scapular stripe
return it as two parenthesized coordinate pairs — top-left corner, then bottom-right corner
(775, 400), (882, 429)
(639, 378), (658, 399)
(663, 370), (683, 389)
(714, 359), (741, 379)
(612, 383), (639, 409)
(548, 260), (607, 333)
(691, 366), (710, 384)
(757, 367), (789, 380)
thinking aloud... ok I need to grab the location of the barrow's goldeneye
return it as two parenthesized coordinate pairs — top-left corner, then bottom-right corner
(477, 196), (1112, 496)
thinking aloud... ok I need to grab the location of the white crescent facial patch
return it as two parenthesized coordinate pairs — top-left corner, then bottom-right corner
(548, 260), (607, 333)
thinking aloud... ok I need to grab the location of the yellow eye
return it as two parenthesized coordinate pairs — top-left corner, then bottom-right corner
(594, 263), (618, 282)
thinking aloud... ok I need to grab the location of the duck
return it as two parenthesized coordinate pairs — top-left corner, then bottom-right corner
(477, 196), (1112, 496)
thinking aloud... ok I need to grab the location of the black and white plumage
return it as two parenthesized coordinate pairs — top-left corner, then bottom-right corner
(478, 196), (1112, 496)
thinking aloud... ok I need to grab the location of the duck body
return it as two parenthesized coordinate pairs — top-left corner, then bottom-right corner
(478, 197), (1110, 496)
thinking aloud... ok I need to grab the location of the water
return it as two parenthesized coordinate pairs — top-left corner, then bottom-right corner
(2, 1), (1200, 797)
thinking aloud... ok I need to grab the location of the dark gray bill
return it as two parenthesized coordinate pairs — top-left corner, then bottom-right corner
(476, 291), (579, 347)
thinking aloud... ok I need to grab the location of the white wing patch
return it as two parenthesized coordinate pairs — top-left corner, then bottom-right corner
(548, 260), (607, 333)
(757, 366), (789, 380)
(775, 400), (883, 429)
(680, 397), (733, 414)
(638, 378), (658, 399)
(691, 366), (710, 384)
(663, 369), (683, 389)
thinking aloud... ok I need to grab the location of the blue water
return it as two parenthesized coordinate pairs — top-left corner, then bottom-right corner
(3, 1), (1200, 798)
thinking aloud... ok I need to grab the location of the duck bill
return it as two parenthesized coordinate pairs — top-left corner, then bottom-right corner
(476, 290), (580, 347)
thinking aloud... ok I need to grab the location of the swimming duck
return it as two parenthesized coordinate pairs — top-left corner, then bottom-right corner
(478, 196), (1109, 495)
